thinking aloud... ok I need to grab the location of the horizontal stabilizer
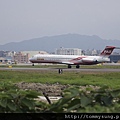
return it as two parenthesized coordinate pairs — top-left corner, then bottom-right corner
(115, 47), (120, 49)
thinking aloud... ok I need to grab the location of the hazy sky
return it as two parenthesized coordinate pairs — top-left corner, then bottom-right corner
(0, 0), (120, 45)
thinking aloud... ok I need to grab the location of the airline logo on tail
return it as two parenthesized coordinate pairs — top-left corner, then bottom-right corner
(103, 50), (112, 54)
(100, 46), (116, 56)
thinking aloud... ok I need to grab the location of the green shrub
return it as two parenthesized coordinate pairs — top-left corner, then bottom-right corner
(0, 82), (49, 113)
(1, 82), (120, 113)
(48, 86), (120, 113)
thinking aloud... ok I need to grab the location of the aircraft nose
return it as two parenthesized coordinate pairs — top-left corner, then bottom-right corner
(29, 58), (33, 61)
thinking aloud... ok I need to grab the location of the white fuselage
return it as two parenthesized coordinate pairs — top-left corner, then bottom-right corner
(29, 54), (110, 65)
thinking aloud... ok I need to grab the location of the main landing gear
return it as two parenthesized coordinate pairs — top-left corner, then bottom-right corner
(68, 65), (72, 68)
(32, 63), (34, 66)
(76, 65), (80, 68)
(68, 65), (80, 69)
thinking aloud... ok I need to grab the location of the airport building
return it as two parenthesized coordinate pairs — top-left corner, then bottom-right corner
(0, 51), (15, 64)
(0, 51), (16, 57)
(55, 47), (82, 55)
(12, 52), (29, 63)
(109, 55), (120, 63)
(12, 51), (49, 63)
(21, 51), (48, 58)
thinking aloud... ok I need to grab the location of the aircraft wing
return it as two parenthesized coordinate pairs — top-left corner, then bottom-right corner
(61, 61), (75, 65)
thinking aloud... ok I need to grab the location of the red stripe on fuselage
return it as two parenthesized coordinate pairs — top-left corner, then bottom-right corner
(71, 56), (86, 61)
(69, 56), (86, 64)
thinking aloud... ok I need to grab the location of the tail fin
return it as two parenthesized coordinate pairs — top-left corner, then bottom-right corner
(100, 46), (116, 57)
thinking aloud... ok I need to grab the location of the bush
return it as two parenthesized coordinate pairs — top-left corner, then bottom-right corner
(48, 86), (120, 113)
(0, 82), (49, 113)
(1, 82), (120, 113)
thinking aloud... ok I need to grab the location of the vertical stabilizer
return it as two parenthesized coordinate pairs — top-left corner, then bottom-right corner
(100, 46), (116, 57)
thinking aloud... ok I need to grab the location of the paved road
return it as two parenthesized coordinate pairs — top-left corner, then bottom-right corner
(0, 67), (120, 72)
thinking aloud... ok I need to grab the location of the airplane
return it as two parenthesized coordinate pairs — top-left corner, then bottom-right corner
(29, 46), (119, 68)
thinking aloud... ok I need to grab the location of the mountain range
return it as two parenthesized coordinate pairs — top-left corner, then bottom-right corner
(0, 34), (120, 52)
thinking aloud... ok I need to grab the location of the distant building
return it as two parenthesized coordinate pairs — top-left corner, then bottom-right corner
(21, 51), (48, 58)
(12, 52), (29, 63)
(0, 56), (12, 64)
(84, 49), (100, 56)
(12, 51), (48, 63)
(0, 51), (4, 57)
(85, 49), (92, 55)
(109, 55), (120, 63)
(91, 49), (97, 56)
(0, 51), (15, 57)
(56, 47), (82, 55)
(0, 57), (5, 63)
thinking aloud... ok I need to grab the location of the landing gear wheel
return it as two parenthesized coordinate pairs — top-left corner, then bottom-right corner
(32, 64), (34, 66)
(68, 65), (72, 68)
(76, 65), (80, 68)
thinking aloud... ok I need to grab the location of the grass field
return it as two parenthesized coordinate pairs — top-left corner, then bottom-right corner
(0, 65), (120, 113)
(0, 69), (120, 89)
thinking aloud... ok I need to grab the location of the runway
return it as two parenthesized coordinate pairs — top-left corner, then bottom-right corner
(0, 67), (120, 72)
